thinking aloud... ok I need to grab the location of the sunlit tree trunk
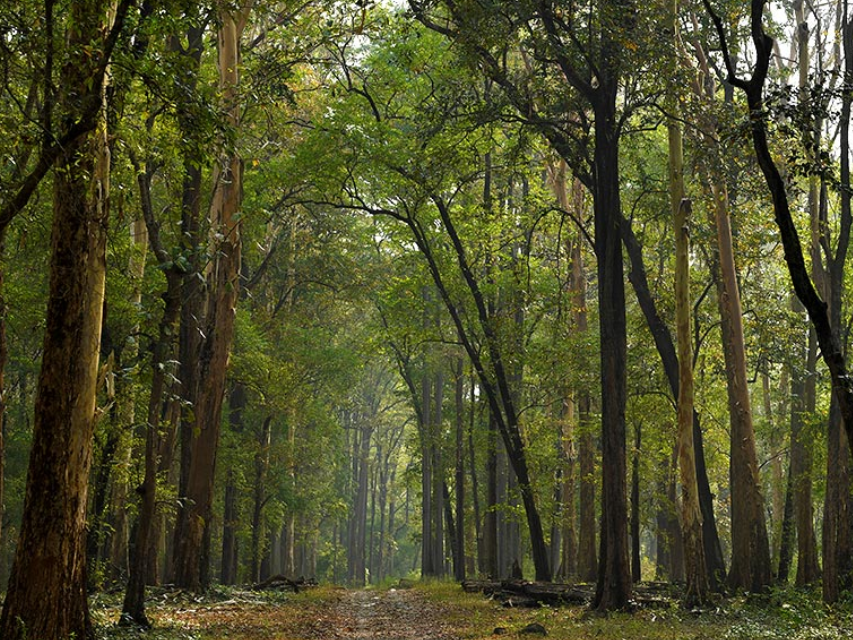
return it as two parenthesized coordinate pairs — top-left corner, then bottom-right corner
(710, 179), (772, 592)
(672, 194), (707, 603)
(172, 2), (249, 589)
(667, 14), (708, 596)
(688, 28), (771, 590)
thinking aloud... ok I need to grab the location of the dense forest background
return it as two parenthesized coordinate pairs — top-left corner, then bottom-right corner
(2, 0), (853, 637)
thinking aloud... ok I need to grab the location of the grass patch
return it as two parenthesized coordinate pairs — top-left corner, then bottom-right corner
(415, 581), (853, 640)
(91, 585), (343, 640)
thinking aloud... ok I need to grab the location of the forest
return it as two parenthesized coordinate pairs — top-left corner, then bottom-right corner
(2, 0), (853, 638)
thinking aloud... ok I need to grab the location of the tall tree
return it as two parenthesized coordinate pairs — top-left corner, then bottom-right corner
(667, 0), (707, 604)
(0, 1), (133, 637)
(703, 0), (853, 486)
(688, 14), (772, 592)
(411, 0), (638, 606)
(172, 1), (251, 589)
(705, 0), (853, 598)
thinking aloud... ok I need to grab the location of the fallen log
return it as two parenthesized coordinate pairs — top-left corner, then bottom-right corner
(462, 580), (682, 609)
(251, 575), (316, 593)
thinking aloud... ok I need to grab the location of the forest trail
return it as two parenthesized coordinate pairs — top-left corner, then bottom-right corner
(310, 588), (462, 640)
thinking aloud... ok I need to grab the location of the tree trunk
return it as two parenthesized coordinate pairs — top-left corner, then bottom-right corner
(630, 423), (641, 584)
(483, 411), (499, 578)
(790, 305), (819, 585)
(592, 96), (631, 611)
(107, 217), (149, 584)
(783, 6), (819, 589)
(776, 461), (796, 583)
(432, 368), (446, 576)
(454, 356), (467, 581)
(171, 25), (205, 587)
(821, 1), (853, 603)
(221, 382), (246, 585)
(710, 179), (772, 592)
(570, 227), (597, 584)
(673, 198), (707, 604)
(0, 241), (5, 582)
(468, 380), (483, 575)
(172, 3), (248, 590)
(120, 156), (183, 627)
(666, 22), (708, 597)
(250, 417), (272, 583)
(0, 3), (113, 636)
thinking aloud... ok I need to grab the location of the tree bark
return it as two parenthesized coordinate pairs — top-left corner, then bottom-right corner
(0, 241), (5, 581)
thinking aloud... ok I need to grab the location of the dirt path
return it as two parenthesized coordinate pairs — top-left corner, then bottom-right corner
(310, 588), (462, 640)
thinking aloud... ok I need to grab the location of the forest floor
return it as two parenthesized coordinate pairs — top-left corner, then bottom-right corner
(92, 581), (853, 640)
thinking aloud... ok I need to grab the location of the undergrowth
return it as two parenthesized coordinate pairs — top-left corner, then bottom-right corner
(86, 581), (853, 640)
